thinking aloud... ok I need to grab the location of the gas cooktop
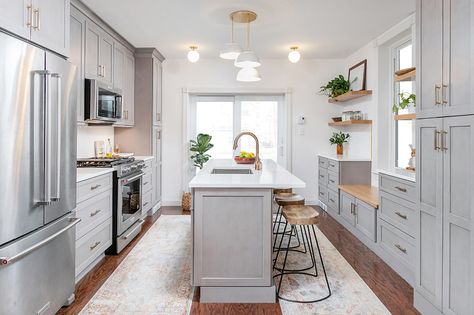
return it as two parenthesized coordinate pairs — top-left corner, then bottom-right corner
(77, 157), (135, 168)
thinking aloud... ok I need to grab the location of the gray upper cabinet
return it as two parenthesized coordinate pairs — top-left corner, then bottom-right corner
(70, 5), (85, 123)
(0, 0), (69, 56)
(84, 20), (100, 80)
(99, 31), (113, 86)
(113, 44), (124, 91)
(114, 44), (135, 127)
(417, 0), (474, 118)
(153, 57), (162, 126)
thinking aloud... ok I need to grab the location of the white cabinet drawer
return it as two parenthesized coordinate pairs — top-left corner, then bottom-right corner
(379, 191), (416, 237)
(327, 188), (339, 214)
(142, 172), (153, 193)
(327, 170), (339, 191)
(327, 159), (339, 173)
(318, 167), (328, 185)
(75, 190), (112, 240)
(75, 218), (112, 277)
(379, 174), (415, 202)
(77, 174), (112, 203)
(378, 219), (415, 268)
(318, 156), (328, 169)
(142, 190), (153, 214)
(318, 185), (328, 203)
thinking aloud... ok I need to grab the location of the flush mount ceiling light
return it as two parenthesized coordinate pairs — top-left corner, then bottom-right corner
(187, 46), (199, 63)
(232, 10), (261, 68)
(236, 67), (261, 82)
(288, 46), (301, 63)
(219, 15), (242, 60)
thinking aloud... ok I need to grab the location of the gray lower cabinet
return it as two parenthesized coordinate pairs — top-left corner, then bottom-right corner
(193, 189), (272, 287)
(339, 190), (377, 242)
(415, 115), (474, 315)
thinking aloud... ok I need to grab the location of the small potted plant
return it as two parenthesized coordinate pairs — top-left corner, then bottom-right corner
(189, 133), (214, 169)
(329, 132), (350, 155)
(393, 92), (416, 113)
(319, 75), (354, 98)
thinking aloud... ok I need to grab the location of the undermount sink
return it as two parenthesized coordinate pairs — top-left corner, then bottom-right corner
(211, 168), (253, 175)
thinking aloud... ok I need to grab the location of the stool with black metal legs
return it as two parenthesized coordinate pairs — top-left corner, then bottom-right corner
(272, 193), (305, 253)
(273, 205), (331, 303)
(272, 188), (292, 226)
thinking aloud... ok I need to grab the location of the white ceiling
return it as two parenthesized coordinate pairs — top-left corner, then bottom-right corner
(82, 0), (415, 59)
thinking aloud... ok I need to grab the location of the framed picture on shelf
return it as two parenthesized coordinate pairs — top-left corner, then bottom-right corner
(348, 59), (367, 91)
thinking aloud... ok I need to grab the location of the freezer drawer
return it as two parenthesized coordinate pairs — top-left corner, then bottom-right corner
(0, 215), (79, 315)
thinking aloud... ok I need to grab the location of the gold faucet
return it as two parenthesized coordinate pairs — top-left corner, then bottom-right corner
(233, 131), (263, 171)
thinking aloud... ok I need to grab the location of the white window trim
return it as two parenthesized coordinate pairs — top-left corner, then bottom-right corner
(181, 88), (292, 191)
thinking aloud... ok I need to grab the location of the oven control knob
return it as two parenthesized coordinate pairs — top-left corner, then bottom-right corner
(122, 166), (131, 174)
(131, 164), (137, 171)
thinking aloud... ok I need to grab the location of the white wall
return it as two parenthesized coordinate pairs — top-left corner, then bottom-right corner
(161, 58), (344, 205)
(77, 125), (115, 158)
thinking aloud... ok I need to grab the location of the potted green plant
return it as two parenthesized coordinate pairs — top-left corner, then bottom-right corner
(190, 133), (214, 169)
(319, 75), (353, 98)
(392, 92), (416, 113)
(329, 132), (350, 155)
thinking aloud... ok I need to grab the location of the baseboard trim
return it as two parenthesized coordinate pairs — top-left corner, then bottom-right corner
(161, 200), (181, 207)
(414, 290), (442, 315)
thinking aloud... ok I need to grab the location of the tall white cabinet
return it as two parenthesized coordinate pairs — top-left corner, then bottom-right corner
(415, 1), (473, 314)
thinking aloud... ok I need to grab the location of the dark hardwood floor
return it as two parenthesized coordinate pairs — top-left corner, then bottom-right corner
(58, 206), (419, 315)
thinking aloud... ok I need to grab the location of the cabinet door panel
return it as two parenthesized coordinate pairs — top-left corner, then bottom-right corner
(70, 6), (85, 122)
(417, 0), (443, 118)
(85, 20), (100, 80)
(416, 117), (443, 308)
(340, 191), (355, 226)
(442, 116), (473, 315)
(124, 51), (135, 125)
(355, 199), (377, 241)
(152, 127), (161, 204)
(153, 57), (162, 125)
(31, 0), (69, 57)
(0, 0), (30, 39)
(442, 0), (474, 117)
(99, 33), (113, 86)
(113, 44), (124, 91)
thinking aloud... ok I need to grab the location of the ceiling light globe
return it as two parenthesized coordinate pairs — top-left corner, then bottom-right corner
(236, 67), (261, 82)
(187, 47), (200, 63)
(288, 49), (301, 63)
(234, 50), (261, 68)
(219, 42), (242, 60)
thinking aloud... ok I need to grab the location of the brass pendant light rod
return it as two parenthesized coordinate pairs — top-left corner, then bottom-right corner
(230, 10), (257, 24)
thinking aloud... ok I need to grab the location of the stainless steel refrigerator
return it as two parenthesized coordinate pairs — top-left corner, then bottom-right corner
(0, 31), (78, 315)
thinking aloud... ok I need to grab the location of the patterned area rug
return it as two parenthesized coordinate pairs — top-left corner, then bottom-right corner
(79, 215), (193, 315)
(274, 223), (391, 315)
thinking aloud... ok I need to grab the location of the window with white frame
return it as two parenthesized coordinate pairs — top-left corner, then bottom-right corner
(189, 94), (287, 167)
(393, 39), (415, 170)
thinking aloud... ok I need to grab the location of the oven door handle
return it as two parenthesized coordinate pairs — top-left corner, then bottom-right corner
(122, 173), (143, 184)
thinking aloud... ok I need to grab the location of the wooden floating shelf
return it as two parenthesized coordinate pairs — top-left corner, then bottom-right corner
(395, 67), (416, 82)
(328, 120), (373, 126)
(328, 90), (373, 103)
(394, 113), (416, 120)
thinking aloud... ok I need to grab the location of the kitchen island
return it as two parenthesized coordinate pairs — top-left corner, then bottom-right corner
(189, 159), (305, 303)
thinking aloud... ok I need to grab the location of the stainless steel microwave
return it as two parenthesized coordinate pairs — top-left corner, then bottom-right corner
(84, 79), (122, 124)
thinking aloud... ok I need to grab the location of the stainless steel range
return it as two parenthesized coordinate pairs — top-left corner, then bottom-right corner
(77, 157), (145, 253)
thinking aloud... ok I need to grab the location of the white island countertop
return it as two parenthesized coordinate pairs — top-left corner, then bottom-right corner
(189, 159), (305, 189)
(318, 153), (371, 162)
(77, 168), (114, 182)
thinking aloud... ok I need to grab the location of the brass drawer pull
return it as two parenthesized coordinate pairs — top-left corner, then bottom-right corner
(143, 202), (149, 207)
(144, 181), (149, 185)
(90, 241), (101, 251)
(395, 186), (407, 193)
(435, 85), (441, 105)
(442, 84), (448, 105)
(395, 244), (407, 253)
(90, 209), (101, 217)
(329, 180), (335, 183)
(90, 184), (101, 191)
(329, 198), (335, 203)
(395, 212), (407, 220)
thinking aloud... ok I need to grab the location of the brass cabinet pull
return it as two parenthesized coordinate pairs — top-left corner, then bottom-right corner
(350, 203), (355, 215)
(441, 130), (448, 151)
(395, 212), (407, 220)
(90, 184), (101, 191)
(435, 85), (441, 105)
(33, 8), (40, 30)
(90, 241), (101, 251)
(434, 130), (441, 151)
(442, 84), (448, 105)
(90, 209), (101, 217)
(329, 198), (335, 203)
(97, 65), (102, 77)
(26, 5), (33, 28)
(102, 65), (106, 78)
(395, 244), (407, 253)
(395, 186), (407, 193)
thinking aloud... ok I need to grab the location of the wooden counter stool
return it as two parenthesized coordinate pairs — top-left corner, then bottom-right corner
(273, 205), (331, 303)
(272, 188), (292, 225)
(272, 193), (305, 253)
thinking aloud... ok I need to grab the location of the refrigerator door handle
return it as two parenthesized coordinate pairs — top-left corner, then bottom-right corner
(51, 73), (61, 202)
(35, 70), (52, 206)
(0, 218), (80, 267)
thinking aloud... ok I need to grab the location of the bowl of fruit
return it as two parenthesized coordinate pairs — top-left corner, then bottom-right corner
(234, 151), (256, 164)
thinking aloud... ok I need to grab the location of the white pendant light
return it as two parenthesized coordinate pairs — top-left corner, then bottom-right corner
(233, 11), (261, 68)
(236, 67), (261, 82)
(219, 16), (242, 60)
(288, 46), (301, 63)
(187, 46), (200, 63)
